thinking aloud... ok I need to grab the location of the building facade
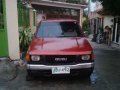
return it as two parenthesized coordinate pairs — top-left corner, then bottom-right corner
(31, 0), (86, 27)
(88, 1), (120, 45)
(0, 0), (86, 59)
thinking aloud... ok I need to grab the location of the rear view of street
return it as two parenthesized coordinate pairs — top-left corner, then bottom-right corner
(0, 40), (120, 90)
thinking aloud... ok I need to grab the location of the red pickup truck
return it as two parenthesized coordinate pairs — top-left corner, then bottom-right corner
(26, 19), (94, 80)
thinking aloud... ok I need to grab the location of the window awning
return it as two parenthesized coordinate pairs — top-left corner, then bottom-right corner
(31, 0), (87, 10)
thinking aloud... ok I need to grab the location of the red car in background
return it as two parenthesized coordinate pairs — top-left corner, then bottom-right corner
(26, 19), (94, 80)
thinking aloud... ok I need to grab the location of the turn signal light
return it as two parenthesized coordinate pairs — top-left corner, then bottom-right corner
(91, 54), (95, 60)
(26, 53), (30, 61)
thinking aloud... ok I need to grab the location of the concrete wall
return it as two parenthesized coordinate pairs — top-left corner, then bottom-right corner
(6, 0), (20, 59)
(30, 9), (37, 34)
(79, 8), (83, 27)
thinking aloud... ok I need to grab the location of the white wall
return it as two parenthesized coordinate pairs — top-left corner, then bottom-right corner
(6, 0), (20, 59)
(103, 16), (114, 29)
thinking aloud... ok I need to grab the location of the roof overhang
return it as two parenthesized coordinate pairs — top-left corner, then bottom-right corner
(31, 0), (87, 10)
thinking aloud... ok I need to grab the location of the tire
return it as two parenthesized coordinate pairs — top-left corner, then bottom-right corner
(26, 74), (33, 81)
(26, 70), (33, 81)
(85, 68), (94, 77)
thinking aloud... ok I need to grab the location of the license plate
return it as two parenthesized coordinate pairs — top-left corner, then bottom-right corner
(52, 66), (70, 74)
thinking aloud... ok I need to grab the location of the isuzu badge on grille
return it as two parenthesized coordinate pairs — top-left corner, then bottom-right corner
(55, 58), (67, 61)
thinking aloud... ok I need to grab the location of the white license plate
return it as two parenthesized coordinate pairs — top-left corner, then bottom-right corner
(52, 66), (70, 74)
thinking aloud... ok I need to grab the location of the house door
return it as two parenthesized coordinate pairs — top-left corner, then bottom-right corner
(112, 17), (116, 42)
(113, 17), (120, 44)
(0, 0), (8, 57)
(116, 18), (120, 44)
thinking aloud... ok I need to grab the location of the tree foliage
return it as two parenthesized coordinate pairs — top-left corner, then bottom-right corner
(94, 0), (120, 16)
(82, 17), (91, 34)
(101, 0), (120, 15)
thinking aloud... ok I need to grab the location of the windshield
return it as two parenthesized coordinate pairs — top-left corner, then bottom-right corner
(36, 21), (83, 38)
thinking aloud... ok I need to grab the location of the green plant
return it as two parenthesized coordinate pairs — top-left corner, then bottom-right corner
(83, 18), (90, 35)
(19, 27), (33, 52)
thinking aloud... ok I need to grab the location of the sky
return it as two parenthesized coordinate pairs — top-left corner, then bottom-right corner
(84, 0), (95, 14)
(90, 1), (95, 11)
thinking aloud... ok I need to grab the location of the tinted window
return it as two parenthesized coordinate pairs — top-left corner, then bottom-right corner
(36, 21), (82, 37)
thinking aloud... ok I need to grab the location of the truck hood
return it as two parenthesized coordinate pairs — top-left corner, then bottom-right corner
(28, 37), (92, 55)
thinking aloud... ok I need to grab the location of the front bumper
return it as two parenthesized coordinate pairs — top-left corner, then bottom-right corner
(27, 63), (94, 76)
(27, 62), (94, 70)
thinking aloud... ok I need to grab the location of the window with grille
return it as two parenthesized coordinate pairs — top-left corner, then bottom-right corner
(0, 0), (4, 29)
(17, 0), (30, 27)
(33, 11), (36, 26)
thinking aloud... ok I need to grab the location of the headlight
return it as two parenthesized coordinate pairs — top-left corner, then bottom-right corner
(31, 55), (40, 61)
(81, 55), (90, 60)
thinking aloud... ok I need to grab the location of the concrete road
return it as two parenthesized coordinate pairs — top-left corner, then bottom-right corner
(0, 41), (120, 90)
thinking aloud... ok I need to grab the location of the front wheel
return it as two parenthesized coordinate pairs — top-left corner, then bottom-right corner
(26, 70), (34, 81)
(26, 75), (33, 81)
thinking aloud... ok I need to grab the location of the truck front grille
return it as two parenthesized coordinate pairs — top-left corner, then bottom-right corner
(44, 55), (79, 65)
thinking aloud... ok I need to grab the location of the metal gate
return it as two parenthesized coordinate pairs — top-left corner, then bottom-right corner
(0, 0), (8, 57)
